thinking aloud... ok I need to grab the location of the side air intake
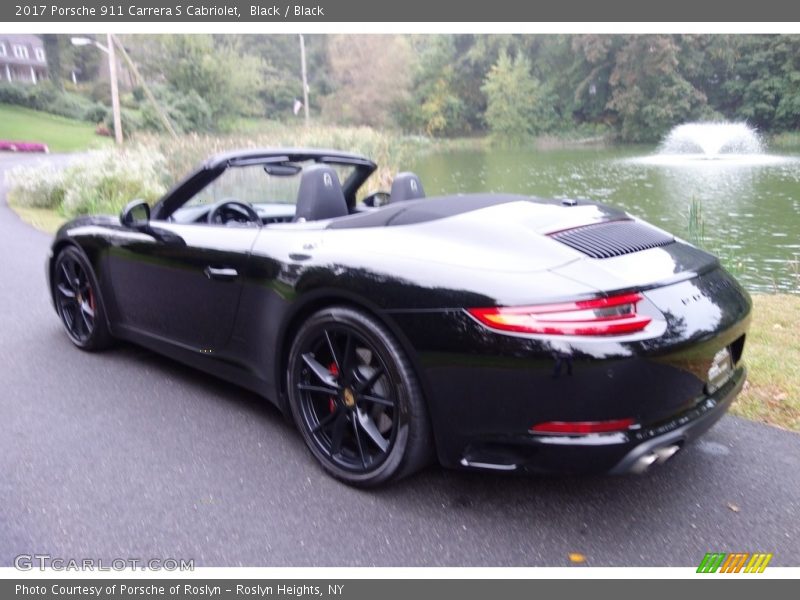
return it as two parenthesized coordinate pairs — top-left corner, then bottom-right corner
(549, 219), (674, 259)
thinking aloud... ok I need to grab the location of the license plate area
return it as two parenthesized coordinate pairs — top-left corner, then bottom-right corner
(706, 346), (733, 394)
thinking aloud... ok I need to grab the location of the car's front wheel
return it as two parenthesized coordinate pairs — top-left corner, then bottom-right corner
(287, 306), (432, 486)
(53, 246), (112, 351)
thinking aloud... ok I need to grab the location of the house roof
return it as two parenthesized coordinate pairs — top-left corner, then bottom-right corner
(0, 34), (47, 68)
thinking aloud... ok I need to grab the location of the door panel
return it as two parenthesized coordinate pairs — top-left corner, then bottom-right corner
(107, 222), (259, 351)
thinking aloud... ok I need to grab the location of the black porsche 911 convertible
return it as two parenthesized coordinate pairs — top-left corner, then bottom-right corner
(47, 148), (751, 486)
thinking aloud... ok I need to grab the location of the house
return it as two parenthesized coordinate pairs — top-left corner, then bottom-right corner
(0, 35), (48, 84)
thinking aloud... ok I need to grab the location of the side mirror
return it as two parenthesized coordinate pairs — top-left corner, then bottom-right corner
(363, 191), (390, 208)
(120, 199), (150, 228)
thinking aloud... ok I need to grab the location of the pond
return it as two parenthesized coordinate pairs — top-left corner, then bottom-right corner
(412, 144), (800, 294)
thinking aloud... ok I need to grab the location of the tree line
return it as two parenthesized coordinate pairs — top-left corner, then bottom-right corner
(32, 34), (800, 142)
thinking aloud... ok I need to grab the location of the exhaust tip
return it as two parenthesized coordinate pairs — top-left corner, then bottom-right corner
(630, 452), (658, 474)
(654, 444), (681, 464)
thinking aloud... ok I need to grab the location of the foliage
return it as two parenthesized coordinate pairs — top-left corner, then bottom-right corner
(83, 103), (109, 123)
(6, 147), (167, 217)
(40, 35), (63, 91)
(4, 124), (447, 219)
(237, 35), (331, 117)
(133, 125), (441, 196)
(103, 107), (142, 139)
(607, 36), (707, 142)
(482, 51), (558, 143)
(10, 34), (800, 143)
(59, 148), (168, 215)
(320, 35), (413, 128)
(131, 35), (266, 123)
(399, 37), (467, 136)
(0, 82), (98, 121)
(722, 36), (800, 131)
(139, 86), (214, 134)
(5, 164), (67, 209)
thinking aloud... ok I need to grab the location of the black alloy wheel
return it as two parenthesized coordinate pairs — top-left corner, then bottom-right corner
(288, 307), (431, 486)
(53, 246), (112, 351)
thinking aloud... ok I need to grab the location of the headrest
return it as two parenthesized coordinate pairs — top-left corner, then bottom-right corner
(295, 164), (349, 222)
(390, 172), (426, 203)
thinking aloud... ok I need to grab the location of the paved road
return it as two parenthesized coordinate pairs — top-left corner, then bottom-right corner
(1, 154), (798, 567)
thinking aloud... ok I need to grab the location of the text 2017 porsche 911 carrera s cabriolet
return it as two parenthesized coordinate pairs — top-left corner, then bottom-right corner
(47, 148), (752, 486)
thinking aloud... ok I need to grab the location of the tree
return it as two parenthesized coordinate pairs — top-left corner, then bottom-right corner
(320, 35), (413, 127)
(721, 35), (800, 131)
(482, 51), (557, 143)
(132, 35), (265, 124)
(40, 35), (63, 90)
(607, 35), (706, 142)
(238, 34), (331, 117)
(399, 36), (466, 136)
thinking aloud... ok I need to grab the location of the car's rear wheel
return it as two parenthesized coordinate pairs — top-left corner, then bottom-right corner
(287, 306), (431, 486)
(53, 246), (112, 351)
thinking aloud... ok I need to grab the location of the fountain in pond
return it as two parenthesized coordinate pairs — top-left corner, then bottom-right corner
(631, 121), (792, 166)
(659, 122), (763, 157)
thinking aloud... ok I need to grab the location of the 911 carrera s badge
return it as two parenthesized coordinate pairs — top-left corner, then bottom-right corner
(343, 388), (356, 408)
(707, 347), (733, 394)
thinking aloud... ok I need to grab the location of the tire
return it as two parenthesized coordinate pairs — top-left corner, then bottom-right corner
(287, 306), (432, 487)
(53, 246), (113, 351)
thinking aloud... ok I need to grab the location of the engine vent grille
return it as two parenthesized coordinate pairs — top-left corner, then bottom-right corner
(549, 219), (674, 259)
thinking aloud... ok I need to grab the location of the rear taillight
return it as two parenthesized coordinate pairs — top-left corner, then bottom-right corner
(467, 292), (651, 336)
(530, 418), (635, 435)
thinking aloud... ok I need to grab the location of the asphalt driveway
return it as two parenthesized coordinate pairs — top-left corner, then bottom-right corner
(1, 153), (798, 567)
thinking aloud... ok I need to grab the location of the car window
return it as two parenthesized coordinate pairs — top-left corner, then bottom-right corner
(185, 162), (355, 208)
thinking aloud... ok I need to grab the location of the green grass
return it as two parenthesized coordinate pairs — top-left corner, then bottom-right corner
(6, 203), (65, 233)
(731, 294), (800, 431)
(0, 104), (110, 152)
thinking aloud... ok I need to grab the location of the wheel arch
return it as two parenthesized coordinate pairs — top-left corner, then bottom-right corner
(274, 289), (438, 449)
(49, 239), (113, 332)
(48, 239), (84, 305)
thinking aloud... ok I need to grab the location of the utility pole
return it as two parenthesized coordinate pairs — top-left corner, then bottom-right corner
(299, 34), (310, 125)
(111, 34), (177, 138)
(106, 33), (123, 145)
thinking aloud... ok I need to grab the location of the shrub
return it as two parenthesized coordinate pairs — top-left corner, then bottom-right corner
(84, 103), (109, 123)
(104, 108), (142, 139)
(59, 148), (168, 216)
(0, 81), (103, 121)
(50, 92), (96, 121)
(5, 147), (168, 217)
(4, 165), (66, 209)
(482, 52), (559, 144)
(0, 82), (31, 106)
(5, 125), (462, 220)
(140, 86), (214, 134)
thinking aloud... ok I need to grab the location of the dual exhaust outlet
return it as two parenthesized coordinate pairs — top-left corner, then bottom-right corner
(630, 444), (681, 474)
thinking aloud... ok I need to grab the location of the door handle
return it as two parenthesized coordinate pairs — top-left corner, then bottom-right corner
(204, 266), (238, 281)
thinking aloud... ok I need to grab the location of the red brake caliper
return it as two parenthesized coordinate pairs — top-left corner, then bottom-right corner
(328, 363), (339, 413)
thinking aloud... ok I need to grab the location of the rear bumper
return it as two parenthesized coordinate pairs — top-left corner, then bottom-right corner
(609, 365), (744, 474)
(457, 364), (745, 475)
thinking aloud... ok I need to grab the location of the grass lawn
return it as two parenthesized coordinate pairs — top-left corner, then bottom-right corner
(0, 104), (110, 153)
(732, 294), (800, 430)
(5, 197), (800, 433)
